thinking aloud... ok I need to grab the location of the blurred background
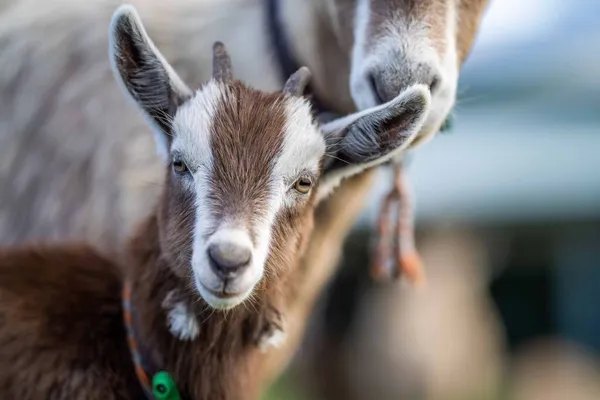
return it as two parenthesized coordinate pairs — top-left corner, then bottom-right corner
(265, 0), (600, 399)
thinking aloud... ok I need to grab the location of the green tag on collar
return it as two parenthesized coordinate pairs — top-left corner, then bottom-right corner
(152, 371), (182, 400)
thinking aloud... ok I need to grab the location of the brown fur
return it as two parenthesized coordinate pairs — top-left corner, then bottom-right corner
(0, 244), (144, 399)
(207, 83), (288, 243)
(0, 219), (271, 399)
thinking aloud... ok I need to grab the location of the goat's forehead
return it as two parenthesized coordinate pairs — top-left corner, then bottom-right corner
(277, 96), (326, 175)
(171, 81), (325, 172)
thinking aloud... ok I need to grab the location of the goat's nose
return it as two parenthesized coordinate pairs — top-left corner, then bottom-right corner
(368, 63), (441, 105)
(207, 241), (251, 280)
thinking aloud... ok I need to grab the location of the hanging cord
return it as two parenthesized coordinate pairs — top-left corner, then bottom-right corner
(371, 160), (426, 286)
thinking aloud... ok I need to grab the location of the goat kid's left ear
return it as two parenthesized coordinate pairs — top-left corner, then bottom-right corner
(316, 84), (431, 201)
(108, 4), (192, 159)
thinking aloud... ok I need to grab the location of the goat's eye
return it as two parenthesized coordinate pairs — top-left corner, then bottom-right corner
(172, 159), (188, 174)
(294, 177), (312, 194)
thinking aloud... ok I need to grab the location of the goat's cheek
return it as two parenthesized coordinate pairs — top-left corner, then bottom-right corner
(161, 189), (196, 276)
(296, 212), (315, 256)
(268, 208), (313, 274)
(168, 223), (194, 276)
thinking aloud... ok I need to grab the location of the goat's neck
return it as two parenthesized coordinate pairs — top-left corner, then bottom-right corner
(123, 215), (267, 399)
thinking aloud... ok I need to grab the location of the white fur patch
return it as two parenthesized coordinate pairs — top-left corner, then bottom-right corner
(172, 80), (223, 175)
(279, 97), (325, 173)
(162, 292), (200, 341)
(277, 97), (326, 206)
(349, 0), (374, 110)
(173, 80), (223, 255)
(208, 228), (253, 252)
(258, 328), (287, 353)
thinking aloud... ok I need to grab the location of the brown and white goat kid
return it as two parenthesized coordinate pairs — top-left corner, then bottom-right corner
(0, 5), (430, 399)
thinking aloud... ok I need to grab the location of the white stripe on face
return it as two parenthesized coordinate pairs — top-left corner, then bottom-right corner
(276, 96), (326, 204)
(171, 80), (223, 297)
(172, 80), (224, 232)
(247, 96), (325, 282)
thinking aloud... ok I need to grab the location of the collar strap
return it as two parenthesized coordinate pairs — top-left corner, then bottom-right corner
(122, 281), (183, 400)
(265, 0), (331, 116)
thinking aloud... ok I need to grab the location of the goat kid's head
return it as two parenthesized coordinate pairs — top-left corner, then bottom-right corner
(110, 5), (430, 310)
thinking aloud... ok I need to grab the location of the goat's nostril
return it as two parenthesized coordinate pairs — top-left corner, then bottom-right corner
(207, 242), (251, 278)
(429, 74), (441, 95)
(367, 65), (442, 103)
(368, 72), (385, 105)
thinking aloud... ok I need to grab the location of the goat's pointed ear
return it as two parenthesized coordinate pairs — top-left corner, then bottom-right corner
(316, 85), (430, 200)
(109, 4), (192, 158)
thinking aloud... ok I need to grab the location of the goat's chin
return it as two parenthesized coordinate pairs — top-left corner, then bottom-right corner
(194, 276), (255, 310)
(411, 90), (456, 147)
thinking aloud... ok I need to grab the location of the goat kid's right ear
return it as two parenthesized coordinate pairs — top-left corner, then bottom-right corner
(109, 4), (192, 158)
(316, 85), (431, 201)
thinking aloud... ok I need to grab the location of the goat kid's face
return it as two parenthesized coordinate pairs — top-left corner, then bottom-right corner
(110, 5), (431, 310)
(163, 83), (323, 310)
(324, 0), (488, 144)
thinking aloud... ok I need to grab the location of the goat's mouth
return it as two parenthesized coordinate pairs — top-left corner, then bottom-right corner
(201, 283), (242, 299)
(194, 276), (254, 310)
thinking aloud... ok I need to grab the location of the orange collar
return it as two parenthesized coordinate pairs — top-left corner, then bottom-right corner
(122, 281), (155, 398)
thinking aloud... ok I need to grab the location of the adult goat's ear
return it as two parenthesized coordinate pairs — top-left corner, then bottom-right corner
(109, 4), (192, 158)
(316, 84), (431, 201)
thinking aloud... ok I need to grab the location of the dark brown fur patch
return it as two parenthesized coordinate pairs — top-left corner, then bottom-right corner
(158, 170), (196, 278)
(0, 244), (144, 399)
(207, 82), (288, 242)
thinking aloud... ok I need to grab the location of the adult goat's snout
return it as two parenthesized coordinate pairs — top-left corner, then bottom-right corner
(366, 60), (442, 105)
